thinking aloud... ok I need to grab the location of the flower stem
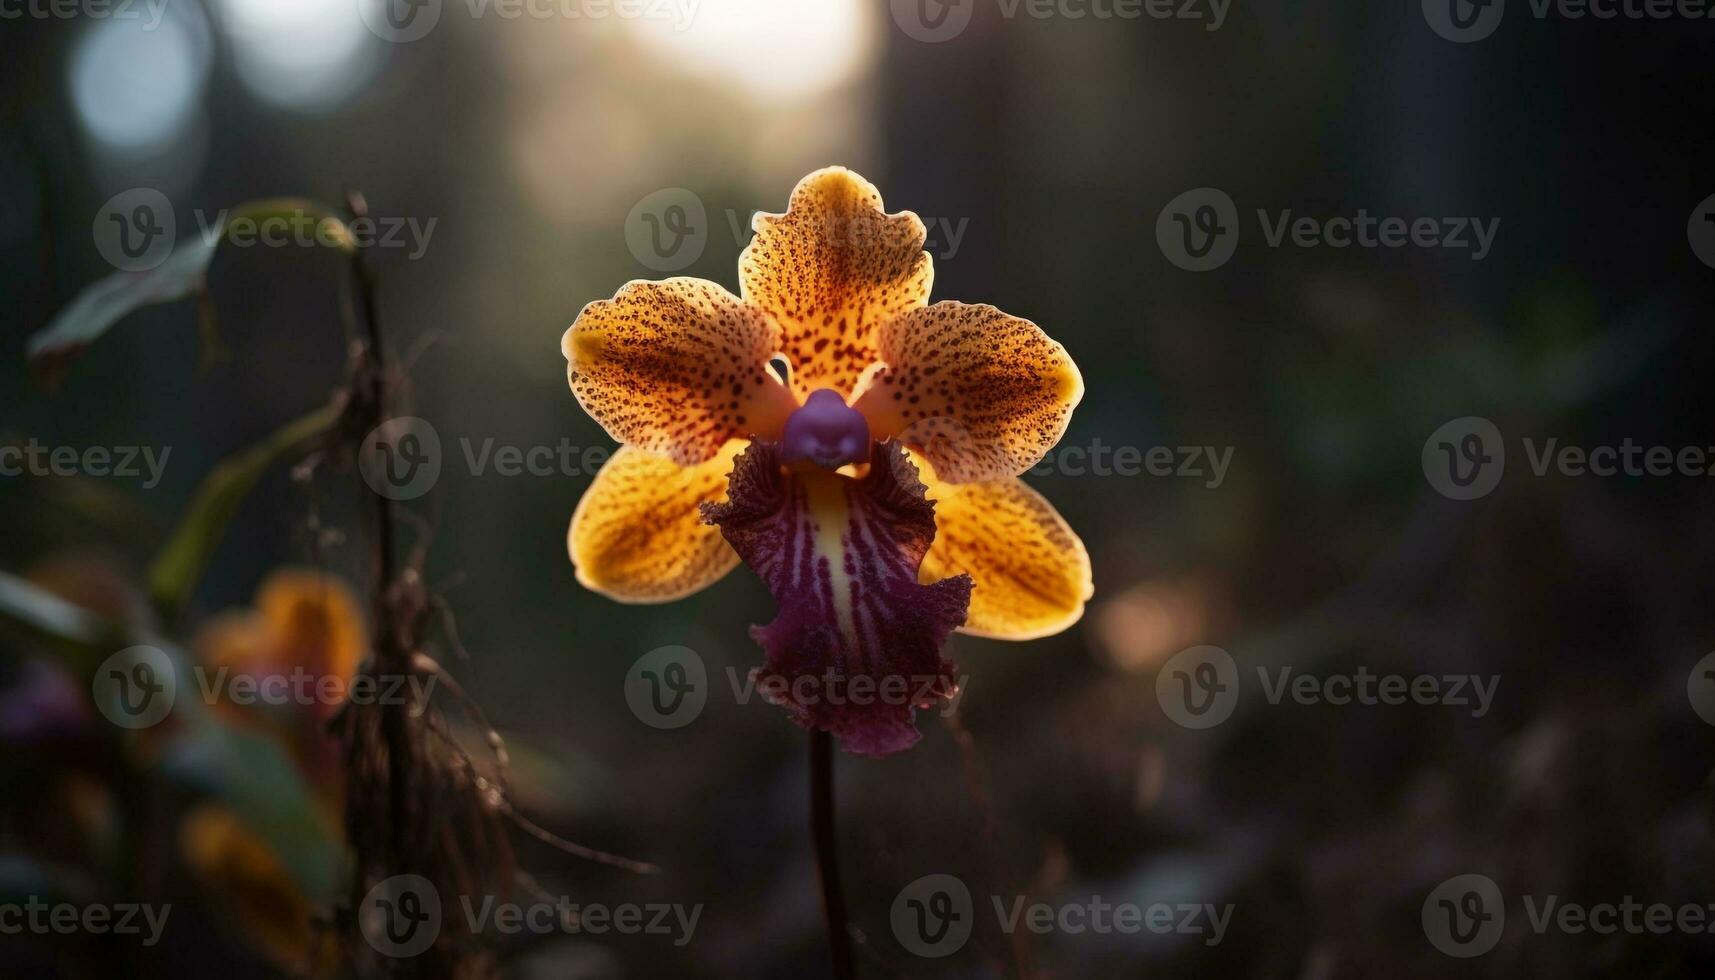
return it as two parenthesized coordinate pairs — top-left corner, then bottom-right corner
(810, 728), (854, 980)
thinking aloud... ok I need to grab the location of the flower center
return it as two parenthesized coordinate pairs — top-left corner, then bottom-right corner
(781, 389), (870, 469)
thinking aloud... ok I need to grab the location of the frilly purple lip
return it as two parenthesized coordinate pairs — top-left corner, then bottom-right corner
(702, 439), (971, 756)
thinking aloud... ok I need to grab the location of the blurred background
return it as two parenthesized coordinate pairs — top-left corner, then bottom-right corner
(4, 0), (1715, 976)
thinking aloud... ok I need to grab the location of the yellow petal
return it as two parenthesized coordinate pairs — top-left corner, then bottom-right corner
(911, 451), (1092, 640)
(855, 302), (1083, 484)
(256, 569), (368, 688)
(569, 440), (746, 602)
(740, 167), (933, 400)
(564, 278), (798, 465)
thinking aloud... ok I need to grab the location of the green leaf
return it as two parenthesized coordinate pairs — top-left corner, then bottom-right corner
(147, 402), (343, 618)
(26, 198), (354, 389)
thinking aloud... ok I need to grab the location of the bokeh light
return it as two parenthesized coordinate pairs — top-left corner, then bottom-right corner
(70, 12), (211, 153)
(217, 0), (377, 111)
(617, 0), (877, 102)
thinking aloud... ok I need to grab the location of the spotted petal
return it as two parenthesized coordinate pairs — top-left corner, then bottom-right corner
(564, 278), (798, 465)
(853, 302), (1083, 483)
(739, 167), (933, 400)
(569, 441), (746, 602)
(702, 441), (971, 757)
(908, 451), (1092, 640)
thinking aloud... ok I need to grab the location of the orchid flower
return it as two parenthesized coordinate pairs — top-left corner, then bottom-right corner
(563, 168), (1092, 756)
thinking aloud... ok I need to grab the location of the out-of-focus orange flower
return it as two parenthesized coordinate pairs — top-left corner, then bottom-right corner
(563, 168), (1092, 755)
(192, 569), (366, 796)
(196, 569), (366, 709)
(181, 804), (337, 978)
